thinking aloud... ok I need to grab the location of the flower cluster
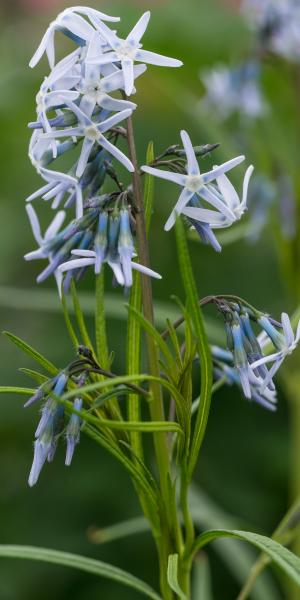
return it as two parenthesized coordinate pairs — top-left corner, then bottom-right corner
(241, 0), (300, 62)
(201, 61), (268, 120)
(26, 6), (182, 290)
(211, 297), (300, 410)
(142, 130), (253, 251)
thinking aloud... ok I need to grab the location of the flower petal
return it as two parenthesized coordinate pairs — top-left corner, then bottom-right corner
(202, 156), (245, 184)
(164, 188), (194, 231)
(98, 135), (134, 172)
(180, 130), (200, 176)
(136, 49), (183, 68)
(127, 11), (151, 45)
(141, 165), (186, 186)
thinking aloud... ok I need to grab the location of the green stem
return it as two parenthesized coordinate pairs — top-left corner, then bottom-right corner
(126, 114), (178, 598)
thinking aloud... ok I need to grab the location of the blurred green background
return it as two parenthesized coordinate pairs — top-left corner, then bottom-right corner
(0, 0), (297, 598)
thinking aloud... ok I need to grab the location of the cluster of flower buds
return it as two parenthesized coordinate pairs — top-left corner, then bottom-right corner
(26, 370), (83, 486)
(25, 191), (161, 292)
(142, 130), (254, 251)
(26, 6), (183, 290)
(241, 0), (300, 62)
(210, 296), (300, 410)
(201, 60), (268, 120)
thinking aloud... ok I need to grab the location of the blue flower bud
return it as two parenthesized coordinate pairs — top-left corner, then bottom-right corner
(65, 398), (82, 466)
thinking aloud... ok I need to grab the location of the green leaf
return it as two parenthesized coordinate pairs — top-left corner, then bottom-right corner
(237, 498), (300, 600)
(0, 545), (162, 600)
(174, 219), (213, 479)
(189, 486), (280, 600)
(3, 331), (58, 376)
(59, 396), (183, 436)
(167, 554), (187, 600)
(0, 386), (35, 396)
(192, 529), (300, 588)
(91, 387), (132, 409)
(89, 517), (149, 545)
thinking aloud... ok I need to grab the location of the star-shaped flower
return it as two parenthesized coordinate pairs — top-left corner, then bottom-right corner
(88, 11), (183, 96)
(142, 130), (245, 231)
(41, 101), (134, 176)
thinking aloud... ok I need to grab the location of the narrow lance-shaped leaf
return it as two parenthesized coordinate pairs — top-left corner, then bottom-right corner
(192, 529), (300, 588)
(174, 219), (212, 479)
(3, 331), (58, 375)
(0, 545), (162, 600)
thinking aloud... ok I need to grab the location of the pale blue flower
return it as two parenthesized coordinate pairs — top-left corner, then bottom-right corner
(41, 102), (134, 176)
(88, 11), (183, 96)
(142, 130), (245, 231)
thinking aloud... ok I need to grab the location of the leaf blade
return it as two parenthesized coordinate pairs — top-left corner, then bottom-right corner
(0, 545), (162, 600)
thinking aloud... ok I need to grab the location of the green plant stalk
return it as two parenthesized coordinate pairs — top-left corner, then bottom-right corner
(126, 114), (178, 599)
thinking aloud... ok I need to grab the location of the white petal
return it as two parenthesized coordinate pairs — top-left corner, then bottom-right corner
(75, 186), (83, 219)
(132, 261), (162, 280)
(99, 136), (134, 172)
(76, 138), (95, 177)
(281, 312), (295, 347)
(109, 261), (125, 285)
(241, 165), (254, 209)
(98, 108), (133, 133)
(59, 12), (95, 42)
(26, 204), (43, 245)
(59, 258), (95, 272)
(136, 49), (183, 68)
(180, 130), (200, 176)
(199, 187), (236, 221)
(122, 59), (135, 96)
(64, 100), (91, 125)
(164, 188), (194, 231)
(100, 95), (136, 112)
(92, 20), (119, 49)
(29, 28), (54, 68)
(202, 156), (245, 185)
(26, 183), (53, 202)
(296, 319), (300, 344)
(45, 211), (66, 240)
(141, 165), (186, 186)
(127, 11), (151, 45)
(182, 206), (228, 226)
(72, 249), (95, 257)
(42, 127), (83, 139)
(68, 6), (120, 23)
(39, 167), (77, 185)
(216, 173), (240, 211)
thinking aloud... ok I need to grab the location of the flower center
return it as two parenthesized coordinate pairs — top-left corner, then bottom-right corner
(85, 125), (100, 141)
(185, 175), (203, 192)
(116, 41), (137, 61)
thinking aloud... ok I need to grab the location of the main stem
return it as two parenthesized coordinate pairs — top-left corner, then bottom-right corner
(126, 115), (177, 599)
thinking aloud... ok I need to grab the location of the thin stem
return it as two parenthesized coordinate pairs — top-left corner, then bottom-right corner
(125, 112), (177, 598)
(126, 114), (170, 491)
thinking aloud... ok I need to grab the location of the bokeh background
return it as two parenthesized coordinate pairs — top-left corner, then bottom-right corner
(0, 0), (298, 598)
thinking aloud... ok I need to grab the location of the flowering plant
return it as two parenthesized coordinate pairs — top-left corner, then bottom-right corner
(1, 5), (300, 599)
